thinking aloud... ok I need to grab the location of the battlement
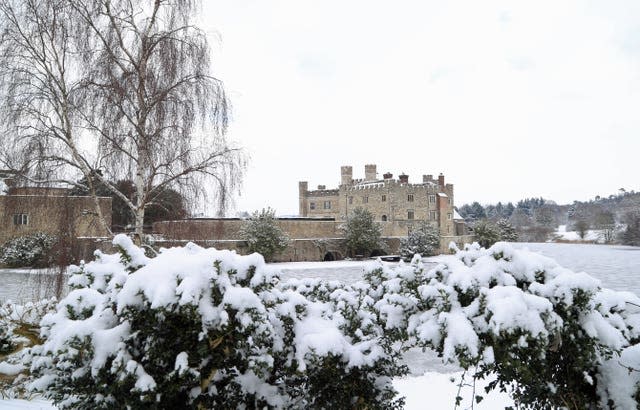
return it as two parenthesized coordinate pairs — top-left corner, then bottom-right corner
(304, 188), (340, 197)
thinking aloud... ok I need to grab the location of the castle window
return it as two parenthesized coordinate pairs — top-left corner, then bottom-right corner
(430, 210), (437, 220)
(447, 213), (452, 220)
(348, 196), (353, 204)
(407, 210), (414, 220)
(309, 202), (316, 210)
(407, 194), (414, 202)
(381, 215), (387, 221)
(324, 201), (332, 209)
(363, 196), (368, 204)
(381, 195), (386, 202)
(429, 195), (436, 203)
(13, 213), (28, 225)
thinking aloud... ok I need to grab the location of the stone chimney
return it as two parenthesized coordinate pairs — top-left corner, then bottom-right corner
(399, 173), (409, 184)
(317, 185), (326, 190)
(383, 172), (393, 180)
(423, 174), (433, 183)
(364, 164), (377, 181)
(299, 181), (308, 195)
(438, 173), (445, 188)
(341, 166), (353, 186)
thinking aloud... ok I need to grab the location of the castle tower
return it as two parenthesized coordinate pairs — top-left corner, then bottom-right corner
(364, 164), (377, 181)
(341, 166), (353, 186)
(298, 181), (308, 216)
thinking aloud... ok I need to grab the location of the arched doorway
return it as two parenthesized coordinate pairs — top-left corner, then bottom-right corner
(323, 251), (342, 261)
(381, 215), (387, 221)
(323, 252), (335, 261)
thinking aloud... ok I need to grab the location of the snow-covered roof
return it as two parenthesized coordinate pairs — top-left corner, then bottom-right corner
(437, 192), (448, 197)
(453, 210), (463, 220)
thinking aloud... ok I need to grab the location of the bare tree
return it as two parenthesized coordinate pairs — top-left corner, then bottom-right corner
(0, 0), (112, 234)
(0, 0), (244, 243)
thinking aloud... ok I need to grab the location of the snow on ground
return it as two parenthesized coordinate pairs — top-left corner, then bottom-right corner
(394, 371), (513, 409)
(0, 399), (55, 409)
(554, 224), (604, 242)
(2, 243), (640, 408)
(0, 372), (512, 410)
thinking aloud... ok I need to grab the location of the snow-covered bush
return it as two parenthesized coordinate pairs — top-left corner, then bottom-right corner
(496, 218), (518, 242)
(0, 232), (57, 268)
(239, 207), (290, 262)
(29, 235), (405, 409)
(364, 243), (640, 409)
(470, 220), (500, 248)
(24, 237), (640, 408)
(399, 221), (440, 260)
(0, 299), (57, 398)
(342, 208), (384, 257)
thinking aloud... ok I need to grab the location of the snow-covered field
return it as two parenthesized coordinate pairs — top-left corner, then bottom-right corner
(2, 242), (640, 409)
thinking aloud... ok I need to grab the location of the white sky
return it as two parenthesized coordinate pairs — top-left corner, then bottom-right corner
(200, 0), (640, 215)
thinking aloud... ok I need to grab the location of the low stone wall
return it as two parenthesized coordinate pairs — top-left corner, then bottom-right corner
(153, 218), (475, 262)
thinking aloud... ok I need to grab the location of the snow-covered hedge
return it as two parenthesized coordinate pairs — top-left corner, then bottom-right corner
(29, 235), (405, 409)
(26, 237), (640, 409)
(0, 299), (57, 398)
(366, 243), (640, 409)
(0, 233), (57, 268)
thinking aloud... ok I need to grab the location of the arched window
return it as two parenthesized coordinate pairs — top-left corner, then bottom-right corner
(381, 215), (387, 221)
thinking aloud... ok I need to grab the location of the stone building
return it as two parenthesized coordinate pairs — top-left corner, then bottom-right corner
(154, 164), (471, 262)
(299, 164), (465, 238)
(0, 172), (112, 247)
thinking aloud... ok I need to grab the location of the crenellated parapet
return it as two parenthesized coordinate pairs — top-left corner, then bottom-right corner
(298, 163), (462, 239)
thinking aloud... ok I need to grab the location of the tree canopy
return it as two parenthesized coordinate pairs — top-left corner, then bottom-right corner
(342, 208), (384, 257)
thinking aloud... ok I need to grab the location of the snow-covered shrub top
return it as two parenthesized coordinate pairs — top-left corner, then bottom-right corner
(27, 237), (640, 409)
(0, 233), (57, 268)
(365, 242), (640, 408)
(30, 235), (404, 409)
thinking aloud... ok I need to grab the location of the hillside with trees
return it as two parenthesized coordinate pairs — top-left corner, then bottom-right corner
(457, 189), (640, 245)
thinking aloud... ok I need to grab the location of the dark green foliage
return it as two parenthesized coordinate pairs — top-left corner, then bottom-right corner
(496, 219), (518, 242)
(342, 208), (384, 257)
(0, 323), (15, 354)
(239, 208), (290, 262)
(400, 221), (440, 259)
(472, 220), (500, 248)
(0, 232), (56, 268)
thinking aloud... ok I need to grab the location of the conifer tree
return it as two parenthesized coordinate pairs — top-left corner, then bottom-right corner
(239, 208), (289, 262)
(342, 208), (384, 257)
(399, 221), (440, 259)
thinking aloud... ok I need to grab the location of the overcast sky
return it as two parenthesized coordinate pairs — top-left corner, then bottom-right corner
(200, 0), (640, 216)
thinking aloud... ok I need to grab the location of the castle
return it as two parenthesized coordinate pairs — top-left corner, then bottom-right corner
(154, 164), (470, 261)
(299, 164), (464, 238)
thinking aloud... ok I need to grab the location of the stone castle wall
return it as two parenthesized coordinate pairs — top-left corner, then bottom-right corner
(299, 164), (458, 237)
(0, 195), (112, 244)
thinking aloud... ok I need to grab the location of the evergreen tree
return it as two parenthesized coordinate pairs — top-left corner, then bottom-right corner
(239, 208), (290, 262)
(399, 221), (440, 260)
(470, 202), (487, 220)
(472, 220), (500, 248)
(496, 219), (518, 242)
(504, 202), (515, 218)
(342, 208), (384, 257)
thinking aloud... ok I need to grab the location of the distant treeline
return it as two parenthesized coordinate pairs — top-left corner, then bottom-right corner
(457, 190), (640, 245)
